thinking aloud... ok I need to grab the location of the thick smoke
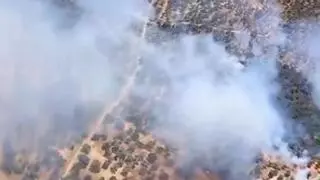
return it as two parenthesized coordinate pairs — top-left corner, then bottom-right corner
(129, 2), (291, 179)
(139, 1), (313, 179)
(143, 34), (289, 178)
(0, 0), (148, 150)
(303, 25), (320, 109)
(0, 0), (319, 179)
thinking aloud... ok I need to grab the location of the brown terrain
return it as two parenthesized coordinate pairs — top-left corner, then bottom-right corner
(1, 0), (320, 180)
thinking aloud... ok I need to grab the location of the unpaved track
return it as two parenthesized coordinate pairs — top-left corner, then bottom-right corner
(61, 4), (152, 178)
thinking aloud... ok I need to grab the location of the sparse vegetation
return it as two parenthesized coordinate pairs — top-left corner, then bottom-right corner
(1, 0), (320, 180)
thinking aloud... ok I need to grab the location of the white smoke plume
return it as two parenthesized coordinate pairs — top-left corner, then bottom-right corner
(0, 0), (149, 149)
(0, 0), (318, 179)
(138, 1), (314, 179)
(142, 33), (289, 179)
(302, 25), (320, 109)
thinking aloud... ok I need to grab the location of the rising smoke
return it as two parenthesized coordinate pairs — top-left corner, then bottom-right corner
(0, 0), (148, 149)
(139, 2), (292, 179)
(0, 0), (319, 179)
(144, 33), (289, 179)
